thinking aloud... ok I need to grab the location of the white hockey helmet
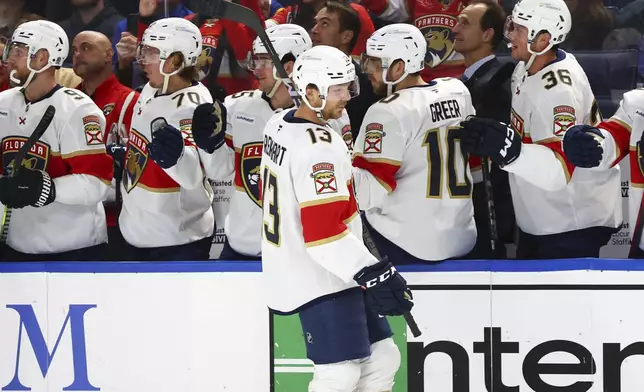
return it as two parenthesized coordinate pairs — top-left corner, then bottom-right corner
(250, 24), (312, 97)
(363, 23), (426, 94)
(3, 20), (69, 89)
(293, 45), (358, 114)
(138, 17), (202, 93)
(505, 0), (571, 52)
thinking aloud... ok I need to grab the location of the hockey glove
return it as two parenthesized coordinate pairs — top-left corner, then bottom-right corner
(459, 117), (521, 167)
(192, 102), (227, 154)
(562, 125), (604, 168)
(148, 125), (185, 169)
(354, 259), (414, 316)
(0, 168), (56, 208)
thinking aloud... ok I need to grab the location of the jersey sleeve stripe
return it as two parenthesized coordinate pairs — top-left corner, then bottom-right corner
(607, 118), (632, 133)
(352, 155), (398, 193)
(601, 120), (631, 167)
(304, 229), (350, 248)
(299, 195), (349, 208)
(60, 149), (110, 160)
(539, 140), (574, 183)
(301, 198), (355, 247)
(225, 135), (234, 149)
(352, 152), (402, 167)
(137, 183), (181, 193)
(630, 147), (644, 186)
(64, 152), (114, 183)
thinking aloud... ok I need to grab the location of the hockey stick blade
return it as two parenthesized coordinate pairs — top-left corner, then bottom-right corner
(208, 0), (300, 105)
(362, 222), (422, 338)
(1, 105), (56, 242)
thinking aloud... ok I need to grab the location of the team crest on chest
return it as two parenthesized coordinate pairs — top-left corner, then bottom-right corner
(363, 123), (384, 154)
(123, 129), (149, 193)
(416, 15), (457, 68)
(1, 136), (50, 175)
(553, 106), (576, 136)
(240, 142), (263, 207)
(103, 103), (115, 116)
(311, 162), (337, 195)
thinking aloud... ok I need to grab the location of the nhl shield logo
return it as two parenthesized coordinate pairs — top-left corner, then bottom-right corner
(311, 162), (338, 195)
(416, 15), (457, 68)
(363, 123), (385, 154)
(240, 142), (263, 207)
(123, 129), (149, 193)
(1, 136), (50, 175)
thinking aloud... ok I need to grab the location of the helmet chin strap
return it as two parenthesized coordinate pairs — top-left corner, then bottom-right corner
(516, 40), (554, 92)
(265, 66), (284, 98)
(302, 94), (329, 123)
(12, 60), (52, 91)
(159, 58), (184, 94)
(382, 67), (408, 96)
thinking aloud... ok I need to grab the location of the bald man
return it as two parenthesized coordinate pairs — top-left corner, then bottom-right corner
(72, 31), (140, 260)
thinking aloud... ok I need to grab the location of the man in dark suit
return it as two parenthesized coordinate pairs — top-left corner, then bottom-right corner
(454, 0), (515, 258)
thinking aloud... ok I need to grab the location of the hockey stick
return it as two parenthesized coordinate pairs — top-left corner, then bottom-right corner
(481, 159), (499, 253)
(0, 105), (56, 242)
(207, 0), (421, 336)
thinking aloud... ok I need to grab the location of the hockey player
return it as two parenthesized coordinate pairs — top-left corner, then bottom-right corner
(119, 17), (214, 261)
(459, 0), (621, 259)
(190, 24), (311, 260)
(261, 45), (413, 392)
(353, 23), (477, 263)
(562, 88), (644, 257)
(0, 20), (113, 260)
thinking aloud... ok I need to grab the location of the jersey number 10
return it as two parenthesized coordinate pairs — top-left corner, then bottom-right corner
(423, 127), (472, 198)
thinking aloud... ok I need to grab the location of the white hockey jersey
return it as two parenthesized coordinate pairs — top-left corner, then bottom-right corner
(200, 90), (353, 257)
(352, 78), (477, 261)
(260, 109), (377, 313)
(0, 86), (112, 254)
(120, 82), (215, 248)
(590, 89), (644, 250)
(504, 50), (621, 235)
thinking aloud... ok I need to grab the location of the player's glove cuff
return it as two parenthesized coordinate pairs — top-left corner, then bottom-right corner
(354, 258), (414, 316)
(192, 102), (226, 154)
(33, 170), (55, 207)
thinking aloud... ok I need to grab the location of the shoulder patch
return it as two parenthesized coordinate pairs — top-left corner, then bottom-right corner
(179, 119), (194, 144)
(510, 109), (525, 138)
(311, 162), (337, 195)
(553, 105), (576, 136)
(83, 115), (103, 145)
(103, 103), (115, 116)
(363, 123), (384, 154)
(342, 124), (353, 150)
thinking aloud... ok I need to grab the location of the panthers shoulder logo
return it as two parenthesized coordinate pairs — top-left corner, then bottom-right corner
(363, 123), (385, 154)
(1, 136), (50, 175)
(341, 125), (353, 150)
(415, 15), (457, 69)
(198, 34), (219, 79)
(553, 106), (576, 136)
(123, 129), (149, 193)
(310, 162), (338, 195)
(240, 142), (263, 207)
(103, 103), (115, 117)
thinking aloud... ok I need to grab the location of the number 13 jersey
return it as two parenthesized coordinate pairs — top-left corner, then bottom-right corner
(352, 78), (477, 261)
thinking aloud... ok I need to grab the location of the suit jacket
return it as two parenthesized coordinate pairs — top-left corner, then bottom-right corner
(464, 57), (516, 257)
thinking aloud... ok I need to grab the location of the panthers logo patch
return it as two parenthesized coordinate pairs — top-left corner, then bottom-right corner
(240, 142), (263, 207)
(311, 162), (337, 195)
(123, 129), (149, 193)
(342, 125), (353, 150)
(103, 103), (115, 117)
(363, 123), (384, 154)
(416, 15), (457, 68)
(1, 136), (50, 175)
(197, 35), (219, 80)
(553, 106), (576, 136)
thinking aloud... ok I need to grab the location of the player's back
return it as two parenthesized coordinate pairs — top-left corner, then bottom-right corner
(261, 109), (367, 313)
(353, 78), (477, 261)
(510, 50), (621, 235)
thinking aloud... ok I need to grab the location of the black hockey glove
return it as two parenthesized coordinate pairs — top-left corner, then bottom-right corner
(354, 259), (414, 316)
(0, 168), (56, 209)
(192, 101), (227, 154)
(148, 125), (185, 169)
(563, 125), (604, 168)
(459, 117), (521, 167)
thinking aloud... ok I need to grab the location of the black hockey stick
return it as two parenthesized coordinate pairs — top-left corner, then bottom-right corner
(208, 0), (421, 336)
(1, 105), (56, 242)
(481, 159), (499, 253)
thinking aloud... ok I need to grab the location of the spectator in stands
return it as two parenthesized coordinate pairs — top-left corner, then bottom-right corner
(59, 0), (123, 66)
(561, 0), (613, 51)
(454, 0), (515, 259)
(72, 30), (139, 261)
(312, 0), (378, 138)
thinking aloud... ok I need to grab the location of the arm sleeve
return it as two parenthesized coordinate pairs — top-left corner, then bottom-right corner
(54, 102), (112, 206)
(502, 91), (578, 191)
(162, 106), (209, 190)
(351, 103), (403, 211)
(595, 91), (639, 169)
(199, 96), (235, 180)
(294, 142), (378, 283)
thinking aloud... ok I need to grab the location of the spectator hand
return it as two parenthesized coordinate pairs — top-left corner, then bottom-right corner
(139, 0), (160, 17)
(148, 124), (185, 169)
(192, 102), (227, 154)
(0, 168), (56, 209)
(459, 116), (521, 167)
(563, 125), (604, 168)
(116, 32), (138, 68)
(354, 258), (414, 316)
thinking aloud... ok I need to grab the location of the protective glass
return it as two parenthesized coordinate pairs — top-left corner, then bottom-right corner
(326, 79), (360, 101)
(246, 53), (273, 72)
(360, 53), (383, 74)
(136, 44), (161, 65)
(2, 41), (28, 63)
